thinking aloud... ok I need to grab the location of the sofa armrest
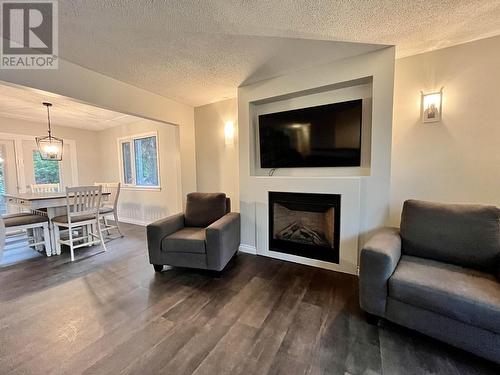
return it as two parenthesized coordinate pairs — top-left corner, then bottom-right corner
(206, 212), (241, 271)
(359, 227), (402, 316)
(146, 213), (185, 261)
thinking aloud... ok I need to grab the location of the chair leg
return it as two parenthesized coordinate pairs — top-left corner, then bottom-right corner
(54, 225), (62, 255)
(85, 224), (92, 246)
(365, 312), (380, 326)
(33, 228), (41, 251)
(97, 219), (107, 253)
(103, 216), (111, 236)
(43, 224), (51, 257)
(113, 210), (124, 237)
(153, 264), (163, 272)
(68, 225), (75, 261)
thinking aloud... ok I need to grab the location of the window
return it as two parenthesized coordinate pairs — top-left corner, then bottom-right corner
(33, 150), (60, 184)
(119, 133), (160, 188)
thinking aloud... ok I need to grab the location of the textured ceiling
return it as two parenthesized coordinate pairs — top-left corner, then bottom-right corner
(0, 84), (139, 130)
(39, 1), (500, 106)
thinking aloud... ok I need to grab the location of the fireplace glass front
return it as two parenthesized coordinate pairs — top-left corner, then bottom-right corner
(269, 192), (340, 263)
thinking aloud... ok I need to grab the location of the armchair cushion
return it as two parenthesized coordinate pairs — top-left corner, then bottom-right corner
(400, 200), (500, 272)
(389, 255), (500, 334)
(184, 192), (227, 228)
(161, 227), (206, 254)
(359, 227), (402, 316)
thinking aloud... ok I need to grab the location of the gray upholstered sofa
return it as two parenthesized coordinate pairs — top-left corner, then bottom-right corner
(359, 199), (500, 363)
(147, 192), (240, 272)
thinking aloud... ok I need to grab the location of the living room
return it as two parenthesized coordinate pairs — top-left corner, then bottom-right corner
(0, 2), (499, 374)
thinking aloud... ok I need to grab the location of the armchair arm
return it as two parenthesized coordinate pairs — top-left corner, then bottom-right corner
(147, 213), (184, 262)
(359, 227), (402, 316)
(206, 212), (241, 271)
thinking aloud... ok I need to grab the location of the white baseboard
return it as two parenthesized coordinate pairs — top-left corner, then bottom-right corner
(238, 244), (257, 255)
(117, 217), (149, 226)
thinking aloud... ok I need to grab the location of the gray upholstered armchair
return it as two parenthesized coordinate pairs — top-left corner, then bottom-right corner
(147, 192), (240, 272)
(359, 199), (500, 364)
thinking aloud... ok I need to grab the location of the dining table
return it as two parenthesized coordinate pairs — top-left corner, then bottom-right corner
(3, 191), (110, 255)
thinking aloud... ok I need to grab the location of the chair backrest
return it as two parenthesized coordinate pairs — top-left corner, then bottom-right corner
(94, 182), (121, 210)
(31, 183), (60, 193)
(65, 185), (102, 223)
(400, 199), (500, 273)
(184, 192), (228, 228)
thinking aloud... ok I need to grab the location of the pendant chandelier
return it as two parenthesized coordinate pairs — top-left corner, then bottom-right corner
(36, 102), (63, 161)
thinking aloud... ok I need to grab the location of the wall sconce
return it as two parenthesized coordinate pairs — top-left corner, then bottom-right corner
(421, 88), (443, 123)
(224, 121), (235, 145)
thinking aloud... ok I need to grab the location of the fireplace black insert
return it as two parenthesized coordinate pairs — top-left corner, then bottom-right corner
(268, 191), (340, 263)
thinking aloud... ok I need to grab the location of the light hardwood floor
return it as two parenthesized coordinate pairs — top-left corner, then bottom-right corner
(0, 223), (498, 375)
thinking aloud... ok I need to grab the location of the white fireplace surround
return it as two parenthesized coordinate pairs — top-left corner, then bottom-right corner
(237, 47), (395, 275)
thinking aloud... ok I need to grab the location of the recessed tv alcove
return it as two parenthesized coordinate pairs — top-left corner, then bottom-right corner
(250, 76), (373, 177)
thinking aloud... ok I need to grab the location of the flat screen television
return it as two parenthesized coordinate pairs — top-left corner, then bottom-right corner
(258, 99), (362, 168)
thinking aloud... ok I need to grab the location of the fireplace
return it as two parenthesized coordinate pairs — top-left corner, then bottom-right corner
(269, 192), (340, 263)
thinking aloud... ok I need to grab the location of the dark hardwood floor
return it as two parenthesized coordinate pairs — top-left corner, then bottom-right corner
(0, 223), (498, 375)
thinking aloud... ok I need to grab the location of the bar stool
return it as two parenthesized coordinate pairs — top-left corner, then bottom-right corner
(1, 212), (51, 256)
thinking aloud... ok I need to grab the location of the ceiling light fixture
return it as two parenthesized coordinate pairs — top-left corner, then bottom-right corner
(36, 102), (63, 161)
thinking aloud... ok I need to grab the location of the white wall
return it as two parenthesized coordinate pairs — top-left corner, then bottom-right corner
(97, 119), (183, 225)
(238, 47), (395, 274)
(194, 98), (239, 211)
(0, 116), (99, 185)
(390, 35), (500, 225)
(0, 57), (196, 202)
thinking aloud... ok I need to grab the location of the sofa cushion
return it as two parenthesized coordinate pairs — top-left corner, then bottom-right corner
(400, 199), (500, 272)
(161, 227), (206, 254)
(389, 255), (500, 334)
(184, 192), (227, 228)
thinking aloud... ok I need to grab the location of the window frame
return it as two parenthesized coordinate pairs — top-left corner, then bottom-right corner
(32, 149), (62, 186)
(117, 131), (161, 191)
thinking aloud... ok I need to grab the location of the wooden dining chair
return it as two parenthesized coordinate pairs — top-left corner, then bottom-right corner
(94, 182), (124, 238)
(52, 186), (107, 261)
(30, 183), (60, 193)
